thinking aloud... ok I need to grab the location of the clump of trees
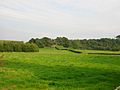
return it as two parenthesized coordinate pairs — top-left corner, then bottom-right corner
(0, 40), (39, 52)
(55, 37), (70, 48)
(29, 37), (54, 48)
(80, 38), (120, 51)
(29, 37), (70, 48)
(28, 35), (120, 51)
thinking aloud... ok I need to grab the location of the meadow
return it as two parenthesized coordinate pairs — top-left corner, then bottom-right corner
(0, 48), (120, 90)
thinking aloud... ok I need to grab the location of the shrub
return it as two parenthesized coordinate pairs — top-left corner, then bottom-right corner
(0, 40), (39, 52)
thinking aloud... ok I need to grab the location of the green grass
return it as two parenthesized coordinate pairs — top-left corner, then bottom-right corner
(0, 48), (120, 90)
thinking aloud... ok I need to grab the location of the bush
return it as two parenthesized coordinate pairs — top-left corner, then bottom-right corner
(22, 43), (39, 52)
(0, 40), (39, 52)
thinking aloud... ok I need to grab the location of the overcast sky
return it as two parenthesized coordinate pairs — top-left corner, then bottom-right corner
(0, 0), (120, 41)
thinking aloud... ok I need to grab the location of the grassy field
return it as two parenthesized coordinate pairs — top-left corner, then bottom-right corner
(0, 48), (120, 90)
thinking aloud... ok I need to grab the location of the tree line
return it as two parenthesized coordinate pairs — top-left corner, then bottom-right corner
(28, 35), (120, 51)
(0, 40), (39, 52)
(0, 35), (119, 52)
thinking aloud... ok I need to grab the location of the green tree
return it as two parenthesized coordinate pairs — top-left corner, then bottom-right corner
(55, 37), (69, 48)
(69, 40), (80, 49)
(116, 35), (120, 39)
(41, 37), (54, 47)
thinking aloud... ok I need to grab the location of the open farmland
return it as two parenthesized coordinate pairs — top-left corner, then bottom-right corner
(0, 48), (120, 90)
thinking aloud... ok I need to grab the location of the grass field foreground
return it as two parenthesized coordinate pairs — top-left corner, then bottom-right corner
(0, 48), (120, 90)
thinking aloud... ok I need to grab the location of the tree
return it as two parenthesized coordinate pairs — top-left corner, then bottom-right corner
(55, 37), (69, 48)
(29, 38), (36, 43)
(28, 37), (54, 48)
(116, 35), (120, 39)
(69, 40), (80, 49)
(41, 37), (54, 47)
(27, 35), (120, 51)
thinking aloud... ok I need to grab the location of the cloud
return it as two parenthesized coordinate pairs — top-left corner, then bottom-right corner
(0, 0), (120, 41)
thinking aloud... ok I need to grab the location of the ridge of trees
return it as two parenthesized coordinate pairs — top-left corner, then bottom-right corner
(28, 35), (120, 51)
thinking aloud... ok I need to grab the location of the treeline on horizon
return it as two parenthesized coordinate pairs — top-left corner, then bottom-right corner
(28, 35), (120, 51)
(0, 41), (39, 52)
(0, 35), (120, 52)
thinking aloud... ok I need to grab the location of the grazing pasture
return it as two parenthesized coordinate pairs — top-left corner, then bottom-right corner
(0, 48), (120, 90)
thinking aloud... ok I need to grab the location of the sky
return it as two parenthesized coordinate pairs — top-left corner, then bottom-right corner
(0, 0), (120, 41)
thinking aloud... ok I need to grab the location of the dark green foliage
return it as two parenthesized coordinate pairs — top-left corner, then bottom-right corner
(35, 38), (44, 48)
(22, 43), (39, 52)
(55, 37), (69, 48)
(29, 37), (70, 48)
(29, 37), (54, 48)
(69, 40), (81, 49)
(0, 40), (39, 52)
(80, 38), (120, 51)
(116, 35), (120, 39)
(28, 35), (120, 51)
(13, 42), (23, 52)
(41, 37), (54, 47)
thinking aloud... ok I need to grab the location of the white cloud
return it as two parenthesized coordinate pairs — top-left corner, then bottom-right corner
(0, 0), (120, 40)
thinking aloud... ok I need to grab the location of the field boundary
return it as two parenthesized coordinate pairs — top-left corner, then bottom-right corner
(88, 53), (120, 55)
(55, 47), (82, 54)
(55, 46), (120, 55)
